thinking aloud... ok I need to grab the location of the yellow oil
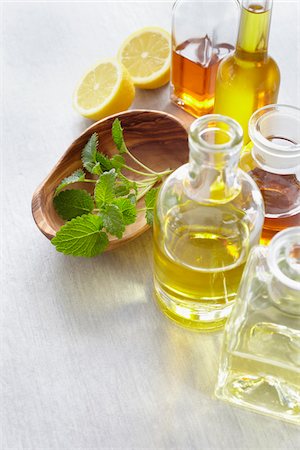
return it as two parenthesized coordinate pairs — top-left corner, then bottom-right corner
(153, 202), (250, 331)
(217, 352), (300, 424)
(214, 4), (280, 143)
(216, 322), (300, 424)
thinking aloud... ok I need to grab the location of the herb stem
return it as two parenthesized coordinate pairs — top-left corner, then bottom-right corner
(126, 150), (157, 174)
(123, 165), (172, 180)
(137, 179), (157, 200)
(156, 168), (173, 177)
(83, 179), (97, 183)
(135, 179), (157, 187)
(118, 172), (158, 189)
(123, 164), (158, 179)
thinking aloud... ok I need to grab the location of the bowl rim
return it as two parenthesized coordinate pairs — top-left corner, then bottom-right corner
(31, 109), (188, 244)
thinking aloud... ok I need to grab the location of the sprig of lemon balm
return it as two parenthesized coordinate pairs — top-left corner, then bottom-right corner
(52, 119), (167, 257)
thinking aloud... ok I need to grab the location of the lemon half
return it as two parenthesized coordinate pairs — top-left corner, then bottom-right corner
(73, 59), (135, 120)
(118, 27), (171, 90)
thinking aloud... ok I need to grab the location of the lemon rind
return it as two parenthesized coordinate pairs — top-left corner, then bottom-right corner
(117, 27), (171, 87)
(73, 58), (124, 115)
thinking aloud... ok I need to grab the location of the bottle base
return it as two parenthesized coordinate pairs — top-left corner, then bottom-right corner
(154, 279), (234, 332)
(215, 373), (300, 426)
(170, 91), (214, 118)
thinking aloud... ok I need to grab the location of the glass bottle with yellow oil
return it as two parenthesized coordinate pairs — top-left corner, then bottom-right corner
(153, 115), (265, 331)
(214, 0), (280, 143)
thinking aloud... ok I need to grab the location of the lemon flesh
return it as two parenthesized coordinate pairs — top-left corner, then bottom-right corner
(73, 59), (135, 121)
(118, 27), (171, 89)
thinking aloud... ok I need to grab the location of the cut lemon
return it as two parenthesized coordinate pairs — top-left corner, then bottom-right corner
(118, 27), (171, 90)
(73, 59), (135, 121)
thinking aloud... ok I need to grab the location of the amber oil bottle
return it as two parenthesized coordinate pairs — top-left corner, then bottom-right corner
(170, 0), (239, 117)
(240, 104), (300, 243)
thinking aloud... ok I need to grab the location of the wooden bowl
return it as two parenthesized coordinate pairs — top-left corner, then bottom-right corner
(32, 109), (189, 251)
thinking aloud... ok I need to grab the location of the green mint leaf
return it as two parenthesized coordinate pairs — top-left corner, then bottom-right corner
(114, 183), (130, 197)
(110, 154), (125, 170)
(96, 152), (113, 171)
(113, 197), (137, 225)
(128, 193), (137, 204)
(53, 189), (94, 220)
(100, 204), (125, 239)
(91, 162), (103, 175)
(52, 214), (108, 257)
(145, 188), (159, 225)
(130, 181), (138, 195)
(114, 175), (135, 197)
(82, 132), (98, 173)
(112, 118), (128, 154)
(95, 152), (124, 173)
(145, 187), (159, 208)
(146, 210), (154, 226)
(94, 169), (117, 207)
(55, 169), (85, 195)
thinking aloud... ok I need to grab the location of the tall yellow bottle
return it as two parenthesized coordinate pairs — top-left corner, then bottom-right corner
(214, 0), (280, 143)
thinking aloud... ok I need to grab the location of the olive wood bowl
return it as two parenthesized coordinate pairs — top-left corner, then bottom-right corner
(32, 109), (189, 251)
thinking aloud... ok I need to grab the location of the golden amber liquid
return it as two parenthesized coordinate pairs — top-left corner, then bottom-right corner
(261, 215), (300, 244)
(214, 6), (280, 143)
(240, 147), (300, 244)
(252, 169), (300, 244)
(153, 202), (250, 331)
(171, 38), (234, 117)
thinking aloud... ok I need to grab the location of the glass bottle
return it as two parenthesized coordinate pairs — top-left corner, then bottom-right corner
(215, 227), (300, 425)
(240, 104), (300, 244)
(214, 0), (280, 143)
(153, 115), (264, 331)
(171, 0), (240, 117)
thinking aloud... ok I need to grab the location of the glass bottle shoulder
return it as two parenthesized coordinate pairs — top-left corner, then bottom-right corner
(155, 164), (265, 251)
(217, 52), (280, 78)
(157, 163), (264, 217)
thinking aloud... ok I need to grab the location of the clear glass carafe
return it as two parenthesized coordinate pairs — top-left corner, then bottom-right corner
(171, 0), (240, 117)
(153, 115), (264, 331)
(240, 104), (300, 244)
(214, 0), (280, 143)
(215, 227), (300, 425)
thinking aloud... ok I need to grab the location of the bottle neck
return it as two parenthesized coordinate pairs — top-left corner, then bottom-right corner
(236, 0), (272, 61)
(188, 145), (241, 203)
(187, 115), (243, 203)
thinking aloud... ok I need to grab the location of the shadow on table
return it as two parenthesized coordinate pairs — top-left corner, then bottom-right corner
(50, 242), (221, 397)
(39, 191), (223, 401)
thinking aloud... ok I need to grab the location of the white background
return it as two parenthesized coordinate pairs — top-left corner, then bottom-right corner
(2, 1), (300, 448)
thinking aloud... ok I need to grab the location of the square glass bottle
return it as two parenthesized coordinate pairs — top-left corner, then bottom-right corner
(215, 227), (300, 425)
